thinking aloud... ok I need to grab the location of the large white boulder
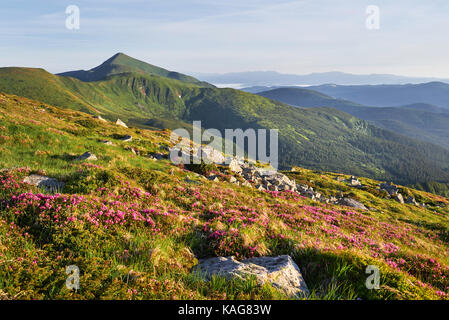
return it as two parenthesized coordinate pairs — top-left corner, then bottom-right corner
(193, 255), (309, 298)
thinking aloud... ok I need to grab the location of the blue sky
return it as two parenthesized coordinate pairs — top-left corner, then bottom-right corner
(1, 0), (448, 77)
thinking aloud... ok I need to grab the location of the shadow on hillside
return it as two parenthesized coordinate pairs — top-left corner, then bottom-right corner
(50, 154), (78, 161)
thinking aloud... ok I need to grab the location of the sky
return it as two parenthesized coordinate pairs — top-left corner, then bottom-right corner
(1, 0), (449, 77)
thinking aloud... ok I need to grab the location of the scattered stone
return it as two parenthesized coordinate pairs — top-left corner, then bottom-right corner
(347, 176), (361, 187)
(102, 140), (113, 145)
(150, 153), (168, 160)
(229, 176), (237, 183)
(193, 255), (309, 298)
(405, 196), (418, 206)
(379, 182), (399, 196)
(23, 174), (65, 192)
(116, 118), (128, 128)
(94, 115), (107, 122)
(394, 194), (405, 204)
(255, 184), (264, 190)
(338, 198), (368, 210)
(226, 158), (243, 174)
(75, 152), (98, 161)
(207, 175), (219, 182)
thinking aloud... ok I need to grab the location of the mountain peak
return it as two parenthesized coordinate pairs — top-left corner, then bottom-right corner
(57, 53), (212, 86)
(104, 52), (132, 63)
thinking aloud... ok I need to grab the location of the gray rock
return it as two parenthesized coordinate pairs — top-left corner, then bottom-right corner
(94, 115), (107, 122)
(226, 159), (243, 174)
(23, 174), (65, 193)
(194, 255), (309, 298)
(348, 176), (362, 187)
(149, 153), (168, 160)
(393, 194), (404, 204)
(338, 198), (368, 210)
(116, 118), (128, 128)
(207, 175), (219, 182)
(379, 183), (399, 196)
(76, 152), (97, 161)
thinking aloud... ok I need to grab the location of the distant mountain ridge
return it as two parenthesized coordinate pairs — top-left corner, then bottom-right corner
(2, 53), (449, 188)
(257, 87), (449, 150)
(307, 82), (449, 109)
(195, 70), (449, 86)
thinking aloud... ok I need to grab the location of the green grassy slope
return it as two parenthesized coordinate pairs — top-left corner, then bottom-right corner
(2, 66), (449, 188)
(182, 87), (449, 185)
(0, 93), (448, 300)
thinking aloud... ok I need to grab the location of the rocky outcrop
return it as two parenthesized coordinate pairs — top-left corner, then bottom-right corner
(239, 164), (297, 192)
(172, 145), (368, 210)
(23, 174), (65, 192)
(379, 182), (399, 196)
(379, 183), (421, 205)
(193, 255), (309, 298)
